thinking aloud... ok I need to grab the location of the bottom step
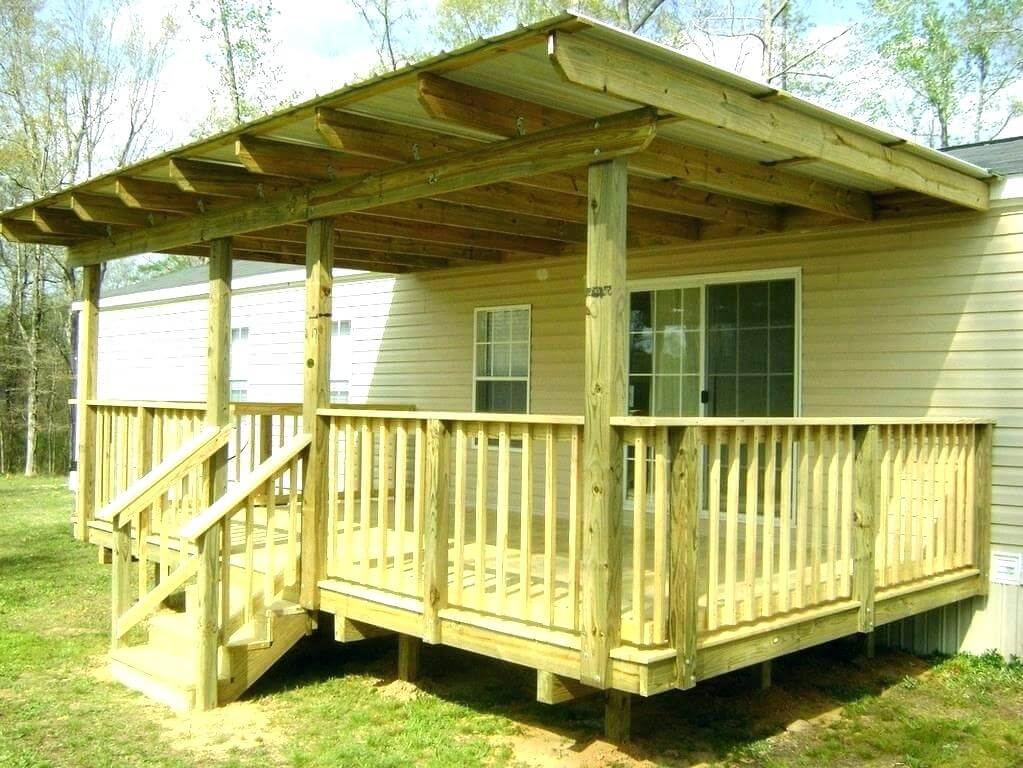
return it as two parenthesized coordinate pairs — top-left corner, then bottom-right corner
(110, 645), (199, 713)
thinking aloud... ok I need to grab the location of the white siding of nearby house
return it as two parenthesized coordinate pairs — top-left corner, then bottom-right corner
(87, 196), (1023, 657)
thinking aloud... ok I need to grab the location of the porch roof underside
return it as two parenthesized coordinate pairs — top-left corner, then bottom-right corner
(0, 14), (996, 275)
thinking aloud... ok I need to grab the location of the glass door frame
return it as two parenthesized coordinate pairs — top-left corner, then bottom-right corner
(625, 266), (804, 418)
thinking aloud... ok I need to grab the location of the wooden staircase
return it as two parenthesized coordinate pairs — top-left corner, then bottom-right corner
(110, 595), (312, 712)
(102, 429), (314, 712)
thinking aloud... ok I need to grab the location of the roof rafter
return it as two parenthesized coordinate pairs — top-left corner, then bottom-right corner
(418, 72), (872, 221)
(169, 157), (298, 198)
(67, 106), (659, 266)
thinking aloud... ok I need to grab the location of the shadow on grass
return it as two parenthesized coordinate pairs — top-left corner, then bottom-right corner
(240, 615), (936, 765)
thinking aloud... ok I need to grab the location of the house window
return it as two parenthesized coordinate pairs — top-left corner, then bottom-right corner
(330, 319), (352, 404)
(230, 326), (250, 402)
(474, 306), (530, 413)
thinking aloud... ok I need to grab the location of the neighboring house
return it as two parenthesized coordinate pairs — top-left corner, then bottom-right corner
(4, 14), (1016, 730)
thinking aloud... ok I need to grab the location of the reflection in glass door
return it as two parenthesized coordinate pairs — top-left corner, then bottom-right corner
(628, 287), (702, 416)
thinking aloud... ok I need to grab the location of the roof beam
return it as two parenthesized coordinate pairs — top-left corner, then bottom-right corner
(548, 31), (988, 210)
(363, 198), (585, 241)
(418, 73), (872, 221)
(235, 135), (391, 180)
(169, 157), (298, 198)
(321, 104), (709, 233)
(71, 191), (177, 227)
(33, 207), (112, 238)
(0, 217), (84, 245)
(116, 178), (208, 213)
(67, 106), (659, 265)
(335, 212), (564, 256)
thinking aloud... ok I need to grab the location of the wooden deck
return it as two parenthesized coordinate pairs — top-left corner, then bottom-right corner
(82, 402), (992, 715)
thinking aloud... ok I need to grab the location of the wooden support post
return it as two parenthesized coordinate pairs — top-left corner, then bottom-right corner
(604, 690), (631, 743)
(422, 418), (450, 644)
(669, 426), (700, 690)
(863, 632), (876, 659)
(110, 523), (131, 648)
(974, 423), (993, 596)
(397, 634), (421, 682)
(301, 218), (334, 609)
(195, 527), (220, 711)
(74, 264), (100, 542)
(207, 239), (232, 499)
(853, 425), (880, 636)
(537, 671), (597, 705)
(195, 238), (231, 711)
(580, 157), (628, 690)
(760, 660), (772, 690)
(135, 406), (154, 593)
(257, 414), (274, 504)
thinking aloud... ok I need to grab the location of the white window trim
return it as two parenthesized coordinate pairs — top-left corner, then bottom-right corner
(626, 266), (802, 417)
(472, 304), (532, 414)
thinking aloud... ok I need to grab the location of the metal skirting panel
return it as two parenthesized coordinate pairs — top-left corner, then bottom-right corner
(878, 582), (1022, 659)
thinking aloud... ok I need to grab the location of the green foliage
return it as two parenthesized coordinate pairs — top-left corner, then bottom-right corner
(863, 0), (1023, 146)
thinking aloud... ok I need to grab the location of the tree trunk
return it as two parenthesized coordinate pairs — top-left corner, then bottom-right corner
(22, 245), (43, 476)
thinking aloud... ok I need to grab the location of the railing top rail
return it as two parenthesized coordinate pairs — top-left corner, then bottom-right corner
(180, 431), (312, 542)
(74, 398), (207, 411)
(612, 416), (997, 428)
(317, 408), (584, 426)
(96, 424), (232, 527)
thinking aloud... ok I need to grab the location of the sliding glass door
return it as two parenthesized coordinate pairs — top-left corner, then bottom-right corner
(628, 272), (798, 419)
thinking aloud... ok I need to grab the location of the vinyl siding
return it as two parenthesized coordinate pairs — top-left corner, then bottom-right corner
(90, 200), (1023, 655)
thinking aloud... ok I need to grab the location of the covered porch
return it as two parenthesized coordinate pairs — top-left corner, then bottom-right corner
(2, 14), (997, 740)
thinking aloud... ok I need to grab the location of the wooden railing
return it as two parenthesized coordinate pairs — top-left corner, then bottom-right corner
(109, 427), (232, 645)
(320, 412), (990, 653)
(87, 400), (206, 515)
(321, 410), (585, 634)
(614, 417), (993, 649)
(181, 432), (310, 639)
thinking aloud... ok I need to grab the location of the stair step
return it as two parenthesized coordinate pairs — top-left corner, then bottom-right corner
(110, 645), (198, 713)
(147, 611), (194, 656)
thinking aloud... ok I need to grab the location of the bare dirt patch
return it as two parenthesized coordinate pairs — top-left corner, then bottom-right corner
(376, 678), (423, 703)
(159, 699), (288, 765)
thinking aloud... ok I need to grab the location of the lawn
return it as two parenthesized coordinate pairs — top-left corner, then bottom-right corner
(0, 475), (1020, 767)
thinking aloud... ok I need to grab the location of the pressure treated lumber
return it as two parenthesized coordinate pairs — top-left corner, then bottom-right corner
(669, 426), (700, 689)
(74, 265), (100, 541)
(548, 31), (988, 210)
(418, 72), (873, 221)
(853, 425), (879, 633)
(66, 108), (658, 265)
(300, 218), (334, 609)
(397, 635), (421, 682)
(580, 158), (627, 689)
(207, 240), (232, 498)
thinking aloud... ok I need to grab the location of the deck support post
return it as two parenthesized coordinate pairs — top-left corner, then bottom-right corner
(853, 424), (880, 639)
(110, 522), (130, 649)
(301, 218), (334, 610)
(974, 423), (992, 596)
(74, 263), (100, 542)
(195, 237), (232, 711)
(669, 426), (700, 690)
(397, 634), (421, 682)
(580, 157), (628, 690)
(760, 660), (772, 690)
(422, 418), (451, 644)
(604, 690), (631, 742)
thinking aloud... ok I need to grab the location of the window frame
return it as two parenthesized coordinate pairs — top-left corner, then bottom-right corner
(230, 325), (251, 403)
(472, 304), (532, 415)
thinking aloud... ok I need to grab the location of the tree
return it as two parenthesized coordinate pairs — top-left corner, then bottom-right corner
(190, 0), (289, 128)
(352, 0), (425, 72)
(863, 0), (1023, 147)
(0, 0), (173, 475)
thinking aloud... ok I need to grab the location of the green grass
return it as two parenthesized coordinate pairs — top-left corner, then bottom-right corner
(1, 475), (1020, 767)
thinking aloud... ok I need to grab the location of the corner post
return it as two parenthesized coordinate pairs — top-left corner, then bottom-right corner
(580, 157), (628, 690)
(422, 418), (450, 644)
(74, 263), (100, 542)
(974, 422), (993, 595)
(669, 426), (700, 690)
(195, 237), (231, 711)
(853, 424), (880, 636)
(301, 218), (334, 609)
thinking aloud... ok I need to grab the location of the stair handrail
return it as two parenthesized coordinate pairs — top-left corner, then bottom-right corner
(96, 424), (235, 529)
(180, 431), (312, 542)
